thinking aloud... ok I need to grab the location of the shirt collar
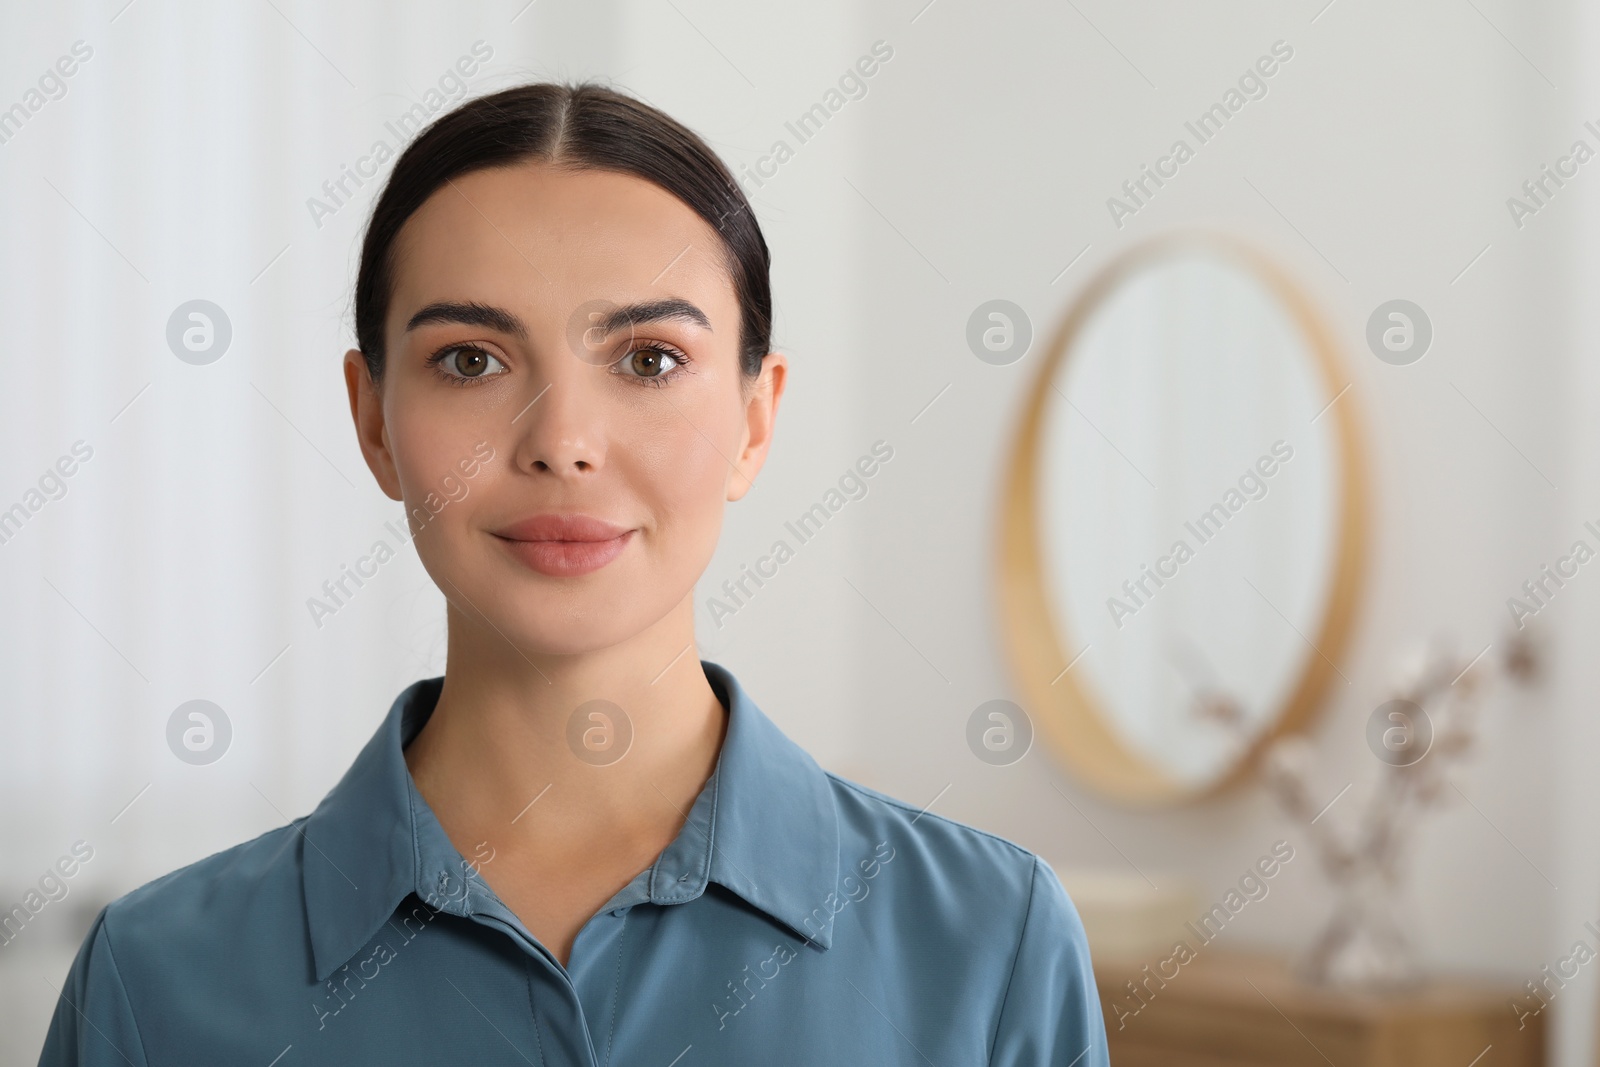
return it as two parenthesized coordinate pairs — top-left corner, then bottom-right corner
(302, 660), (841, 982)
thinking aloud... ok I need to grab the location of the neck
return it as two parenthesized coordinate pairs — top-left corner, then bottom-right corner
(403, 597), (728, 861)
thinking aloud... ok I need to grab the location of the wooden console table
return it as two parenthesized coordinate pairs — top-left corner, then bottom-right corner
(1094, 949), (1543, 1067)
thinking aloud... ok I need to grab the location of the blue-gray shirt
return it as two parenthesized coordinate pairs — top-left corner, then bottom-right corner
(39, 660), (1109, 1065)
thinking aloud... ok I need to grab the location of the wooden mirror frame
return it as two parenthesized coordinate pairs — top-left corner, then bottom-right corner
(996, 230), (1369, 808)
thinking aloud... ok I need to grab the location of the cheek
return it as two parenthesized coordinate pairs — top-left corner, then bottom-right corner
(386, 408), (484, 520)
(624, 398), (737, 543)
(633, 404), (732, 518)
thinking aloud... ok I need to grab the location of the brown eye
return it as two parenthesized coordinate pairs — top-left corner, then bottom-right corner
(452, 348), (491, 376)
(432, 345), (506, 382)
(614, 344), (686, 384)
(629, 347), (668, 377)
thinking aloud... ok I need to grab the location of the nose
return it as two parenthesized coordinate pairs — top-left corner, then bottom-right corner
(511, 377), (607, 478)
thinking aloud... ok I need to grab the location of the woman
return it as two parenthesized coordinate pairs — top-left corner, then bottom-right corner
(40, 82), (1109, 1066)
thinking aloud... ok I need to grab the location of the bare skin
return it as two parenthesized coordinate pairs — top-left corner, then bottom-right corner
(343, 160), (787, 968)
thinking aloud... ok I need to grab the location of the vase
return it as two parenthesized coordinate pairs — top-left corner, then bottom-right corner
(1295, 867), (1422, 989)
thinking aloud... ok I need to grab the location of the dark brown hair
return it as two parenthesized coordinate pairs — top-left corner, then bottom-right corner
(352, 82), (772, 384)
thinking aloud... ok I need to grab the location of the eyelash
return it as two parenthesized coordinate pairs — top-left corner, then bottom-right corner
(425, 344), (503, 388)
(617, 342), (693, 389)
(424, 342), (693, 389)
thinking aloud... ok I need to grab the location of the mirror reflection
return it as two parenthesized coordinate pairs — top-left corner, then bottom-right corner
(1007, 234), (1363, 802)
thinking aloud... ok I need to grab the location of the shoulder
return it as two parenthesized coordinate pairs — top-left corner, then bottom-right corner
(821, 769), (1075, 939)
(824, 770), (1041, 877)
(40, 823), (313, 1065)
(97, 820), (308, 975)
(818, 770), (1105, 1058)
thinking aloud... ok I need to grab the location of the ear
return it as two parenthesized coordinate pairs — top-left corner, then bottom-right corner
(727, 352), (787, 503)
(344, 348), (404, 502)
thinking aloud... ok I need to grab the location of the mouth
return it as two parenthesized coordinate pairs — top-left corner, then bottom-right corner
(491, 514), (636, 578)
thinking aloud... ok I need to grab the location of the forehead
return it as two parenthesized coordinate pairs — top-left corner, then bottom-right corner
(387, 160), (737, 332)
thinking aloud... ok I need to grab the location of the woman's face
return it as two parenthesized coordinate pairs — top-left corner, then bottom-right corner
(344, 160), (785, 657)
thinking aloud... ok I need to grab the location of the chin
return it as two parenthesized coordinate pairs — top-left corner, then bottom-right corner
(486, 575), (676, 653)
(425, 535), (698, 657)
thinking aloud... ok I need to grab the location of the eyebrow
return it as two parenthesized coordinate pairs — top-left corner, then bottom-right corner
(403, 298), (712, 339)
(405, 300), (526, 340)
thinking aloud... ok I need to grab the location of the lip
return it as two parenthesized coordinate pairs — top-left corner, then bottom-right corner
(492, 513), (635, 578)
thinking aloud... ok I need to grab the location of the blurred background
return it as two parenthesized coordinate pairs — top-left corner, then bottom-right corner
(1, 0), (1595, 1063)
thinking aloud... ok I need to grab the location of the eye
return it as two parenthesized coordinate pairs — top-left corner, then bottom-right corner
(612, 342), (691, 387)
(428, 344), (507, 384)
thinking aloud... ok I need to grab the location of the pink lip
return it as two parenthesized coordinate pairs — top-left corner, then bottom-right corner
(492, 514), (635, 578)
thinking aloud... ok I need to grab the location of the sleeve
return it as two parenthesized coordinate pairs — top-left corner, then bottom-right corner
(987, 856), (1111, 1067)
(36, 907), (149, 1067)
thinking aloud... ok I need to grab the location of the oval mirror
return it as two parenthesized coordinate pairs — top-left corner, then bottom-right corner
(997, 232), (1366, 807)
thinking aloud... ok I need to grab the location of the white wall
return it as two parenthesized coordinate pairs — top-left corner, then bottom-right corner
(842, 0), (1590, 1060)
(0, 0), (1591, 1063)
